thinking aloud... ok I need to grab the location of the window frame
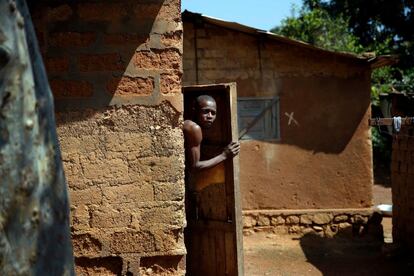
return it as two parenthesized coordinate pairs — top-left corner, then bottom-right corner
(237, 96), (280, 142)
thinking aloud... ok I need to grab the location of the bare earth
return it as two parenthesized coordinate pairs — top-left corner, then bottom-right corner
(243, 184), (414, 275)
(373, 185), (392, 206)
(244, 217), (413, 276)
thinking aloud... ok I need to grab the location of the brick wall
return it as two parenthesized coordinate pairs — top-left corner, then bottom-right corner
(392, 128), (414, 249)
(390, 95), (414, 251)
(31, 1), (185, 275)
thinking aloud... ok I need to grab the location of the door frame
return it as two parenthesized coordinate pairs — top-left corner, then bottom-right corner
(182, 83), (244, 275)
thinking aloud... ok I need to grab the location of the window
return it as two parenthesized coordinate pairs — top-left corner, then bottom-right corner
(237, 97), (280, 140)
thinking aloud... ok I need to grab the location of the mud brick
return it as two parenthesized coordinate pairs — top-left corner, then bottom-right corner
(77, 3), (127, 21)
(133, 49), (181, 70)
(81, 158), (129, 182)
(401, 162), (408, 174)
(133, 4), (164, 19)
(78, 53), (124, 72)
(133, 203), (184, 227)
(160, 31), (182, 48)
(400, 138), (408, 150)
(109, 230), (155, 254)
(71, 204), (90, 231)
(70, 187), (103, 206)
(90, 206), (131, 229)
(102, 183), (154, 204)
(106, 76), (154, 96)
(154, 181), (184, 202)
(160, 72), (181, 95)
(393, 137), (400, 149)
(391, 149), (398, 163)
(72, 233), (103, 257)
(152, 228), (183, 252)
(158, 0), (181, 22)
(45, 56), (69, 73)
(391, 161), (400, 173)
(46, 4), (73, 21)
(49, 32), (96, 48)
(408, 137), (414, 150)
(50, 79), (93, 98)
(397, 150), (407, 163)
(103, 33), (148, 45)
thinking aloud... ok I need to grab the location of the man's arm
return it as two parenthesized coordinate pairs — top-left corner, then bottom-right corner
(183, 121), (239, 172)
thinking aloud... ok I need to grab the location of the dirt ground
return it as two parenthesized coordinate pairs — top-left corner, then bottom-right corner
(243, 219), (413, 276)
(244, 183), (413, 276)
(373, 185), (392, 205)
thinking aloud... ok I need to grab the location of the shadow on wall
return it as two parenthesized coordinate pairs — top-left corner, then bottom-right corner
(29, 0), (180, 120)
(299, 215), (414, 275)
(274, 77), (371, 154)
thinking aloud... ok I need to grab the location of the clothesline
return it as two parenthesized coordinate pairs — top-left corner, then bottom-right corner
(369, 117), (414, 126)
(370, 116), (414, 138)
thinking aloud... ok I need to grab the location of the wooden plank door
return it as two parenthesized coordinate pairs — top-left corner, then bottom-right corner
(183, 83), (244, 276)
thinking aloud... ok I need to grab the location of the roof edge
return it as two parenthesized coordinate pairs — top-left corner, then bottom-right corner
(182, 10), (398, 68)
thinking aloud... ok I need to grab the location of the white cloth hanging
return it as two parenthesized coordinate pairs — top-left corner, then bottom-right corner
(393, 116), (402, 133)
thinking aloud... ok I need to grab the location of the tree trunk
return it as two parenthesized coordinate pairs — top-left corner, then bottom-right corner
(0, 0), (74, 275)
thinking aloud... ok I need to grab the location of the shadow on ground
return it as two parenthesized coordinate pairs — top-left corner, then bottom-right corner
(244, 223), (414, 276)
(299, 231), (413, 275)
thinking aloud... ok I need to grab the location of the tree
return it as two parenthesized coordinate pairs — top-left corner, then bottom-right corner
(303, 0), (414, 94)
(271, 4), (363, 53)
(0, 1), (74, 274)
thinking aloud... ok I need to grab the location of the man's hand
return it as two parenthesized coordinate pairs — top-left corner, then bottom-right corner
(223, 141), (240, 158)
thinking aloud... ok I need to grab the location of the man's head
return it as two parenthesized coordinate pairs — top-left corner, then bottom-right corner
(195, 95), (217, 129)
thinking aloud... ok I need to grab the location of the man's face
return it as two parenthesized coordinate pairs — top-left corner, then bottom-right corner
(197, 99), (217, 129)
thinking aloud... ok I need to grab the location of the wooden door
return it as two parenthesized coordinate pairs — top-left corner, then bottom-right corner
(183, 83), (244, 276)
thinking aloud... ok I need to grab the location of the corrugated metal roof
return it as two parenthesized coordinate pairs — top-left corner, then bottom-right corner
(182, 10), (397, 69)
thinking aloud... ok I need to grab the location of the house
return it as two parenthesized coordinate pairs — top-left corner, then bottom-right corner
(182, 10), (395, 234)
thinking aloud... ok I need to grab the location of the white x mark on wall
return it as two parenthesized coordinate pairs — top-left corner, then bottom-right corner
(285, 112), (299, 126)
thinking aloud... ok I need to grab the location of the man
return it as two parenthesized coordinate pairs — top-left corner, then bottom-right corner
(183, 95), (240, 192)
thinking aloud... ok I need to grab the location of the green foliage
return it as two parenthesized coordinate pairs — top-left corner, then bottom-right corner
(307, 0), (413, 49)
(371, 66), (395, 106)
(371, 127), (384, 149)
(271, 6), (363, 53)
(396, 67), (414, 94)
(304, 0), (414, 94)
(370, 86), (381, 107)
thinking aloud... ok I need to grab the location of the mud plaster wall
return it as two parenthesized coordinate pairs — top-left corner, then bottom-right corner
(183, 21), (373, 210)
(390, 96), (414, 251)
(31, 1), (185, 275)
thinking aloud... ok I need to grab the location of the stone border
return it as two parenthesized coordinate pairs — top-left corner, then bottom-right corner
(242, 208), (383, 240)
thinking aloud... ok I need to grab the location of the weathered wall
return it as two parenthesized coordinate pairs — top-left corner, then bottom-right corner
(390, 95), (414, 251)
(32, 1), (185, 275)
(183, 20), (373, 210)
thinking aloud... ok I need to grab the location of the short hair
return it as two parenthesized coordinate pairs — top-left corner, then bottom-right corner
(195, 95), (215, 109)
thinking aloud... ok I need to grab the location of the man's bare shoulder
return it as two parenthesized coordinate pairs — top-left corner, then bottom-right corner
(183, 120), (201, 133)
(183, 120), (202, 143)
